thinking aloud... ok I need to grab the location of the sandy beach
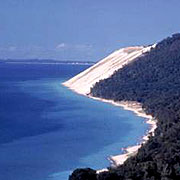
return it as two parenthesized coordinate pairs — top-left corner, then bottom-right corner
(63, 85), (157, 171)
(88, 96), (157, 168)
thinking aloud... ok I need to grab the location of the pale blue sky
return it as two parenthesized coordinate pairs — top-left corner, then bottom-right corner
(0, 0), (180, 61)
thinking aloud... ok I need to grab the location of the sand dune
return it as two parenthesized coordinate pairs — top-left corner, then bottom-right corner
(63, 45), (155, 95)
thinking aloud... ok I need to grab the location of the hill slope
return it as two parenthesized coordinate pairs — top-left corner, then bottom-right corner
(68, 33), (180, 180)
(63, 46), (154, 95)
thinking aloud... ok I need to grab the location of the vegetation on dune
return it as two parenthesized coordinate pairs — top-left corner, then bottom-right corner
(69, 33), (180, 180)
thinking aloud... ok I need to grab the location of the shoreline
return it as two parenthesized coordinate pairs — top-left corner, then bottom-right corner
(62, 44), (157, 171)
(62, 84), (157, 171)
(87, 95), (157, 168)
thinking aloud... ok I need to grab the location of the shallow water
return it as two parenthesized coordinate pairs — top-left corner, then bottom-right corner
(0, 63), (148, 180)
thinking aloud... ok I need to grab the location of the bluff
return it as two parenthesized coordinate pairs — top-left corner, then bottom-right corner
(63, 46), (154, 95)
(65, 33), (180, 180)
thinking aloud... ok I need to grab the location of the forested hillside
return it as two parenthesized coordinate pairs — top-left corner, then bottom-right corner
(69, 33), (180, 180)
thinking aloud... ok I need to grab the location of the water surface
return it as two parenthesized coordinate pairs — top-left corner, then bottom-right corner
(0, 63), (148, 180)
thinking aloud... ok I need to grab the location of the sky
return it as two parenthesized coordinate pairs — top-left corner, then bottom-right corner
(0, 0), (180, 61)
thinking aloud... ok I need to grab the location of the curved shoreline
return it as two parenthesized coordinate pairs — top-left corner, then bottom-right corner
(63, 85), (157, 170)
(62, 44), (157, 171)
(87, 95), (157, 169)
(63, 80), (157, 170)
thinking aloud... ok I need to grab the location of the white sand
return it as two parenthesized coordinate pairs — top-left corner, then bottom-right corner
(63, 45), (156, 95)
(90, 97), (157, 167)
(63, 44), (157, 168)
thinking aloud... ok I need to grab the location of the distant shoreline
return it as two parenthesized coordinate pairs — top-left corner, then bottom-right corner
(1, 61), (94, 66)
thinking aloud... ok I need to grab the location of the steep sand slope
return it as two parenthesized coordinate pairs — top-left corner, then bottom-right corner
(63, 45), (154, 95)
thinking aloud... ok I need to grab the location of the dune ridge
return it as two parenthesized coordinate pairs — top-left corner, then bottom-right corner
(63, 45), (155, 95)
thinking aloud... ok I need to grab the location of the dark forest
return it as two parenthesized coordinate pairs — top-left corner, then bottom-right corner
(69, 33), (180, 180)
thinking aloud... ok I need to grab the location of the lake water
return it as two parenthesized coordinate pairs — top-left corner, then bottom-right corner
(0, 62), (148, 180)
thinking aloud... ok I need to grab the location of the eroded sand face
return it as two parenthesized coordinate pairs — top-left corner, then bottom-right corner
(63, 45), (155, 95)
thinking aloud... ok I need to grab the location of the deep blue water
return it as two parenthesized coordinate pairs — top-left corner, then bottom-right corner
(0, 63), (148, 180)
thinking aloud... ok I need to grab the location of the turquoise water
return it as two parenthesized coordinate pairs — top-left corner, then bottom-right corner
(0, 63), (148, 180)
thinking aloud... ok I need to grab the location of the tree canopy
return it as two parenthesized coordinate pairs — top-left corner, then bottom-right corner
(70, 33), (180, 180)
